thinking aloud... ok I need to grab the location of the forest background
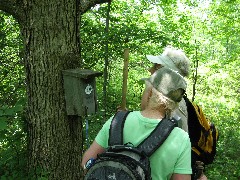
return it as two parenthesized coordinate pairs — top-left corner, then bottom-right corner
(0, 0), (239, 179)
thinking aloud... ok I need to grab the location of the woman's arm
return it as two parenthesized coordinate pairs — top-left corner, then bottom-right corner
(171, 174), (191, 180)
(81, 140), (106, 168)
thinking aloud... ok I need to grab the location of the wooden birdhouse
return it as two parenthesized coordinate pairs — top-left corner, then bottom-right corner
(62, 69), (102, 116)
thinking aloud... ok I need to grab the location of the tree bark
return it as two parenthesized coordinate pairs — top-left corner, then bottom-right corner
(0, 0), (109, 179)
(22, 0), (82, 179)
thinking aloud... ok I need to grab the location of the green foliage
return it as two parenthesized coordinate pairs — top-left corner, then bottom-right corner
(0, 12), (28, 179)
(81, 1), (240, 179)
(192, 59), (240, 179)
(1, 0), (240, 179)
(0, 11), (24, 106)
(0, 98), (28, 179)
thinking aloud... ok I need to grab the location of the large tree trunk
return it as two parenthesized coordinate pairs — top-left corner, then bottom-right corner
(24, 1), (83, 179)
(0, 0), (110, 179)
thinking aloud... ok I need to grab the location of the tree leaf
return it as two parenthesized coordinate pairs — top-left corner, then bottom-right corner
(0, 116), (8, 130)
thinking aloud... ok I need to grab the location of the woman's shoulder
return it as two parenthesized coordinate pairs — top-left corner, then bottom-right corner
(173, 126), (189, 134)
(171, 127), (190, 140)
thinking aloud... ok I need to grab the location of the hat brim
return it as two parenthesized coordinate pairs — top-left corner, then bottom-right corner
(139, 77), (150, 85)
(146, 55), (179, 72)
(146, 55), (162, 64)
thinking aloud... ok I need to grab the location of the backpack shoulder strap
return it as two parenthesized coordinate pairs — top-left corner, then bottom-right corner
(137, 117), (177, 157)
(108, 110), (131, 146)
(183, 94), (191, 107)
(183, 94), (203, 144)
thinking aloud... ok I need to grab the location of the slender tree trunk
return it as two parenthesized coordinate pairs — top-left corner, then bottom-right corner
(103, 1), (111, 117)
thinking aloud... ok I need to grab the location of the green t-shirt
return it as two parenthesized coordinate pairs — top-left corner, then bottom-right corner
(95, 111), (192, 180)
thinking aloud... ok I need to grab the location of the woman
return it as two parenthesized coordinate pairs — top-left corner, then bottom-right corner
(146, 46), (207, 180)
(81, 67), (192, 180)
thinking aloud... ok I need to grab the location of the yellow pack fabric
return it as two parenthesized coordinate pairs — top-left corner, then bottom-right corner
(184, 96), (219, 165)
(192, 103), (219, 155)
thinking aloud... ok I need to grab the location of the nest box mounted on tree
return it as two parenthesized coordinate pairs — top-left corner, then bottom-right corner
(62, 69), (102, 116)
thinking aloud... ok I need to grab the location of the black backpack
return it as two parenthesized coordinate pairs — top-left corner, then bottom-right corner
(84, 111), (177, 180)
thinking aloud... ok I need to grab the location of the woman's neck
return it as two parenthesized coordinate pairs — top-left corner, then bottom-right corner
(141, 108), (166, 120)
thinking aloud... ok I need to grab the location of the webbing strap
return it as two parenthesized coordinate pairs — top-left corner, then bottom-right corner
(109, 111), (177, 157)
(108, 111), (131, 146)
(137, 117), (177, 156)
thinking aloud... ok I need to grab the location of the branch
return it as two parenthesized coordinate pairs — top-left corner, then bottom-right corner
(80, 0), (111, 14)
(0, 0), (24, 22)
(192, 39), (199, 102)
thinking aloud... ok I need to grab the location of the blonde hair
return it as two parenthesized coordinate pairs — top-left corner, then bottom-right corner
(162, 46), (190, 77)
(145, 81), (178, 116)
